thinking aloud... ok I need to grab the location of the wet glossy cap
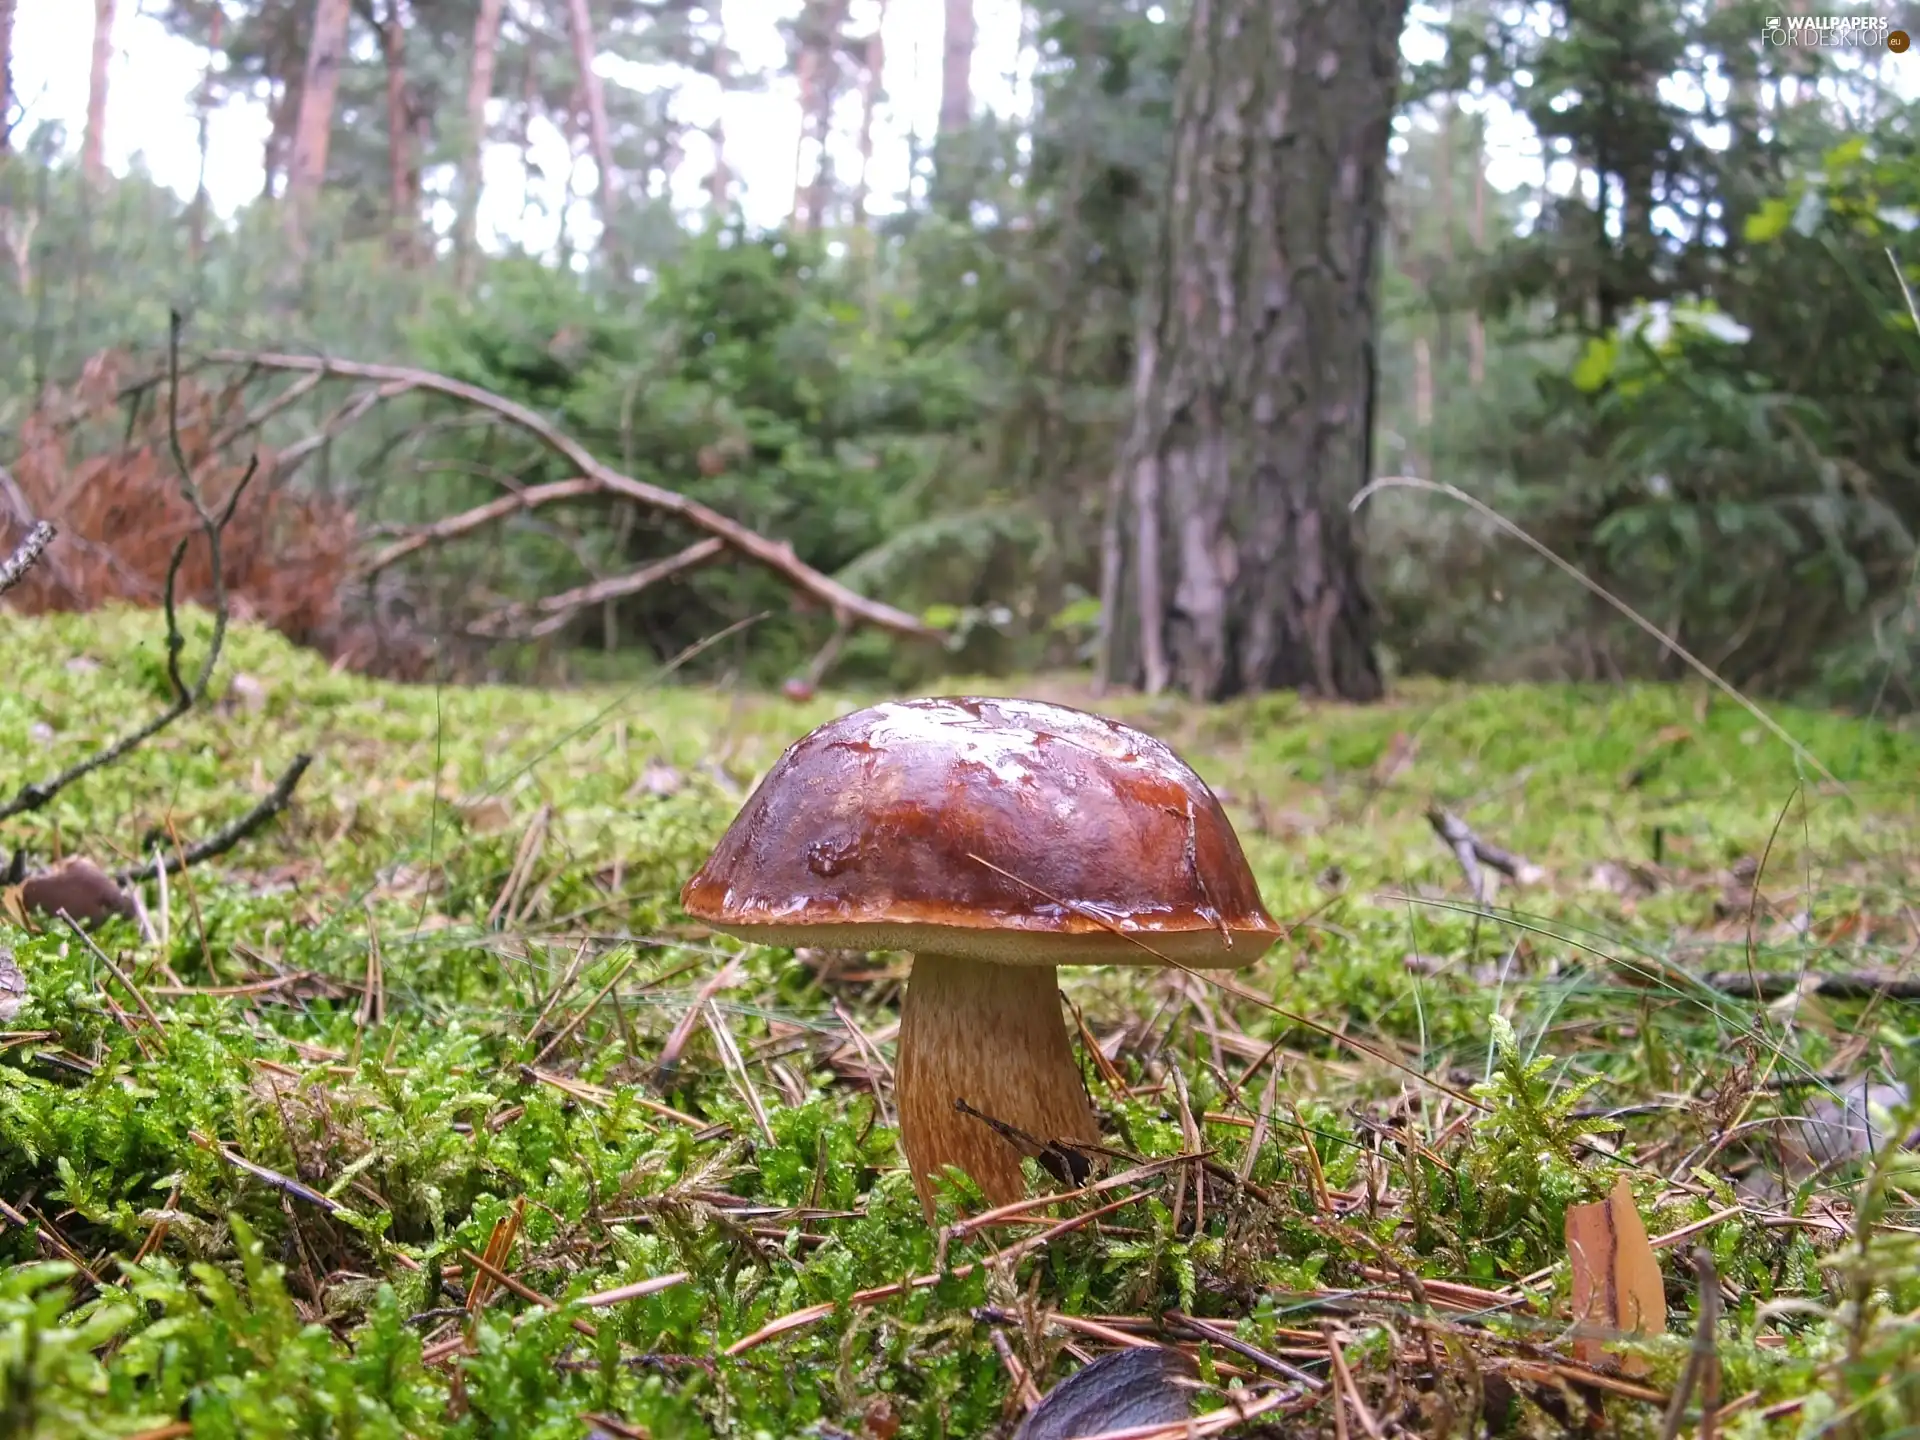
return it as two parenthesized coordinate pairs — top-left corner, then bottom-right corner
(680, 697), (1280, 968)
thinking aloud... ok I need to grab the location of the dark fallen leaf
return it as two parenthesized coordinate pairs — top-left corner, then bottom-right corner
(19, 858), (137, 927)
(1013, 1347), (1198, 1440)
(954, 1098), (1096, 1188)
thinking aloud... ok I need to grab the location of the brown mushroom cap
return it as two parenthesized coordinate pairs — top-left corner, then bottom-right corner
(680, 696), (1280, 968)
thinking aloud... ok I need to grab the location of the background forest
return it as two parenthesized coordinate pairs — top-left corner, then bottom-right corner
(3, 0), (1916, 711)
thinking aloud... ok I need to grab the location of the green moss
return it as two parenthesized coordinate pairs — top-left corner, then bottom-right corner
(2, 610), (1918, 1436)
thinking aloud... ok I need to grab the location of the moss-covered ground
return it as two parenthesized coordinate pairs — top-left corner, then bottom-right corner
(3, 605), (1919, 1438)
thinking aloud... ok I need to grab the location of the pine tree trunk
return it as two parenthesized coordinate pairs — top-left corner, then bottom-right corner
(381, 0), (421, 261)
(285, 0), (353, 245)
(939, 0), (973, 135)
(188, 6), (222, 261)
(563, 0), (619, 260)
(0, 0), (16, 154)
(1098, 0), (1404, 703)
(707, 24), (732, 215)
(1469, 116), (1485, 388)
(455, 0), (505, 285)
(791, 0), (848, 230)
(852, 2), (887, 224)
(83, 0), (116, 184)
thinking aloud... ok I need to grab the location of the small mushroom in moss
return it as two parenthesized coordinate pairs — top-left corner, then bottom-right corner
(679, 696), (1280, 1218)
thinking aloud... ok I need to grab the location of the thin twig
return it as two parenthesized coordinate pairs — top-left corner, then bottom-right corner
(2, 315), (257, 822)
(110, 753), (312, 886)
(470, 536), (727, 639)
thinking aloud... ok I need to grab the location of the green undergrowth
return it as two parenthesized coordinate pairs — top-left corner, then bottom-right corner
(3, 605), (1919, 1438)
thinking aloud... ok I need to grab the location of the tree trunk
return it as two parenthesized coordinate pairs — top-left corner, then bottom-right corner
(1469, 115), (1485, 387)
(455, 0), (505, 285)
(285, 0), (354, 246)
(563, 0), (619, 261)
(380, 0), (422, 261)
(790, 0), (848, 230)
(188, 6), (223, 261)
(939, 0), (973, 135)
(706, 26), (732, 215)
(1097, 0), (1404, 704)
(83, 0), (116, 185)
(0, 0), (16, 154)
(852, 1), (887, 224)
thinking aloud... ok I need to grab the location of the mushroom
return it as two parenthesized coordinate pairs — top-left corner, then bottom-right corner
(679, 696), (1280, 1219)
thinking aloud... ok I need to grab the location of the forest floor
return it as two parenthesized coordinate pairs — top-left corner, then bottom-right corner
(3, 605), (1920, 1439)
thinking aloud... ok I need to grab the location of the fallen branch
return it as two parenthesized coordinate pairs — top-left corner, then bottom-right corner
(470, 536), (726, 640)
(1, 316), (256, 823)
(113, 753), (313, 886)
(0, 520), (55, 596)
(1693, 970), (1920, 1003)
(205, 349), (939, 640)
(1425, 807), (1544, 901)
(359, 477), (601, 576)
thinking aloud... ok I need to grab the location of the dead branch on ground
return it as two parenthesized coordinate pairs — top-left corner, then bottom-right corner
(361, 478), (603, 576)
(203, 349), (939, 641)
(0, 314), (257, 824)
(114, 752), (315, 885)
(1425, 807), (1545, 901)
(470, 537), (726, 640)
(0, 520), (55, 596)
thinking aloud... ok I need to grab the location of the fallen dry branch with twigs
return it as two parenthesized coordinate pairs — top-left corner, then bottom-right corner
(201, 348), (940, 644)
(1425, 806), (1546, 901)
(1, 319), (263, 830)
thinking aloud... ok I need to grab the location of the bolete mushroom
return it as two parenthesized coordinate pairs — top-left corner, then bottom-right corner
(679, 696), (1280, 1218)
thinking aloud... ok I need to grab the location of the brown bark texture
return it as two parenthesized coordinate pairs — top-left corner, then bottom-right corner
(285, 0), (354, 233)
(564, 0), (619, 251)
(381, 0), (423, 259)
(456, 0), (506, 280)
(84, 0), (116, 183)
(1099, 0), (1405, 703)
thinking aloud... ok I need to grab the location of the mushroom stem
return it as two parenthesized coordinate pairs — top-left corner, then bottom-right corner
(894, 952), (1099, 1219)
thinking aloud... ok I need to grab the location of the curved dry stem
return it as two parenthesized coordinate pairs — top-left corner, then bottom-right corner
(894, 953), (1098, 1220)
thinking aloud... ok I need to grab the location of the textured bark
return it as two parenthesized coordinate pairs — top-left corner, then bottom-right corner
(0, 0), (15, 153)
(938, 0), (973, 134)
(895, 955), (1097, 1220)
(285, 0), (353, 239)
(1099, 0), (1403, 703)
(380, 0), (423, 261)
(455, 0), (505, 287)
(790, 0), (848, 230)
(83, 0), (116, 184)
(852, 2), (887, 224)
(564, 0), (619, 255)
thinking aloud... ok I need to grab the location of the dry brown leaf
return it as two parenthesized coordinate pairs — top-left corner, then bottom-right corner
(456, 796), (514, 835)
(1566, 1174), (1666, 1375)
